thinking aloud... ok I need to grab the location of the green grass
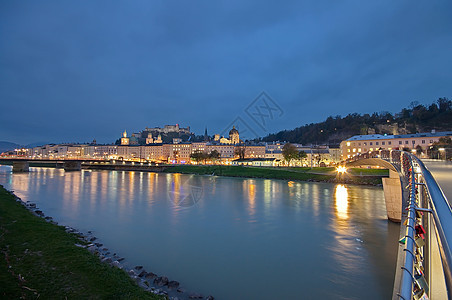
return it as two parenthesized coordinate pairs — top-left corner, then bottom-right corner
(0, 185), (163, 299)
(348, 168), (389, 176)
(163, 165), (385, 185)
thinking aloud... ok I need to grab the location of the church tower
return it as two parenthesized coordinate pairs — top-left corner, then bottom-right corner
(121, 130), (130, 145)
(146, 133), (154, 144)
(229, 126), (239, 144)
(204, 127), (210, 142)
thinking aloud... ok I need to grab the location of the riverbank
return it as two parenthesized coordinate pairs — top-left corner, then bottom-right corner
(163, 165), (388, 185)
(0, 185), (164, 299)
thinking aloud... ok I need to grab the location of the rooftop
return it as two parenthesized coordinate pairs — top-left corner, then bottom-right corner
(346, 131), (452, 141)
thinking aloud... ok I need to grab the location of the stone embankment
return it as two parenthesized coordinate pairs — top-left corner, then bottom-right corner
(8, 190), (214, 300)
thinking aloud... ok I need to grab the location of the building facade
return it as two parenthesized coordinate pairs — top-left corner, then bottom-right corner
(340, 131), (452, 159)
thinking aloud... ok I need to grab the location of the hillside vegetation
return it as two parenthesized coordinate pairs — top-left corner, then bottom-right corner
(261, 98), (452, 145)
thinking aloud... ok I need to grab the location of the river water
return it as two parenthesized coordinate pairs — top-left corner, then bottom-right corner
(0, 166), (399, 299)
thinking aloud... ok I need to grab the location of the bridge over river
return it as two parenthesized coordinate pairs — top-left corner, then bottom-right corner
(345, 150), (452, 300)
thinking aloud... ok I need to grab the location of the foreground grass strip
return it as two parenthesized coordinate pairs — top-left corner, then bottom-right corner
(0, 185), (163, 299)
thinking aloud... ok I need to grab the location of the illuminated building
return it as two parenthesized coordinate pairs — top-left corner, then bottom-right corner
(120, 130), (129, 145)
(340, 131), (452, 159)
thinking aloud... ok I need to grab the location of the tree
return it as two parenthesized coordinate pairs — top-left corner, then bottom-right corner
(234, 145), (246, 160)
(298, 150), (307, 161)
(208, 150), (221, 163)
(415, 145), (423, 156)
(433, 137), (452, 160)
(190, 150), (206, 164)
(282, 143), (299, 165)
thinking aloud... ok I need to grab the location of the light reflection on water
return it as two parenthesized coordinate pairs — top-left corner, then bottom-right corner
(0, 166), (399, 299)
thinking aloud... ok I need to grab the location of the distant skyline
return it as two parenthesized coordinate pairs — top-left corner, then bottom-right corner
(1, 1), (451, 145)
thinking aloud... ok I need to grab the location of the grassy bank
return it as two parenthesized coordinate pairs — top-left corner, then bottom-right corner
(163, 165), (386, 185)
(0, 185), (162, 299)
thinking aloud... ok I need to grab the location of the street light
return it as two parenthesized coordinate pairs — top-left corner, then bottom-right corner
(438, 148), (446, 160)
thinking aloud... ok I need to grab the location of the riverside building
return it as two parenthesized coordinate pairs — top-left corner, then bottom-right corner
(340, 131), (452, 159)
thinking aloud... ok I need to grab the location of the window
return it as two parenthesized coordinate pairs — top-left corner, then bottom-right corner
(364, 142), (367, 146)
(346, 142), (350, 146)
(370, 142), (373, 145)
(412, 140), (415, 144)
(405, 141), (409, 144)
(358, 143), (361, 146)
(422, 140), (425, 144)
(388, 141), (391, 145)
(376, 142), (379, 145)
(347, 149), (350, 153)
(382, 142), (385, 145)
(358, 148), (361, 152)
(353, 148), (356, 152)
(399, 141), (402, 145)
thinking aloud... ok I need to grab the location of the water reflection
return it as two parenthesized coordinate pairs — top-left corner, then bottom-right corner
(335, 184), (349, 220)
(247, 180), (256, 218)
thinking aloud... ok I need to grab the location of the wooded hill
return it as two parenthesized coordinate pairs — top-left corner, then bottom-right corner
(260, 98), (452, 145)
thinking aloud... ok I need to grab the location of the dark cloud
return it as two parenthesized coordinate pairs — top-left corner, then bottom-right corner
(1, 1), (451, 144)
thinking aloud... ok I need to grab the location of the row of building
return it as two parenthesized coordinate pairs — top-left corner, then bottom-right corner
(15, 141), (340, 167)
(6, 128), (451, 166)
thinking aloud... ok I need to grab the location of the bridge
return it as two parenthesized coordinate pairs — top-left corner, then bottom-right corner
(0, 158), (168, 172)
(345, 150), (452, 300)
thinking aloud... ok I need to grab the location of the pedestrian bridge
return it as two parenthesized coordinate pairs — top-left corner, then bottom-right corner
(344, 150), (452, 300)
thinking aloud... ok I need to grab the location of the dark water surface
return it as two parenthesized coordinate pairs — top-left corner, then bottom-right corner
(0, 166), (399, 299)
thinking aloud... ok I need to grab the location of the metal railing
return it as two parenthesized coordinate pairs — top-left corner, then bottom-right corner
(349, 150), (452, 299)
(344, 150), (452, 298)
(411, 155), (452, 299)
(397, 153), (418, 300)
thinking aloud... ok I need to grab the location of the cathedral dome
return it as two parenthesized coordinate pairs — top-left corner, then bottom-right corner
(229, 126), (239, 135)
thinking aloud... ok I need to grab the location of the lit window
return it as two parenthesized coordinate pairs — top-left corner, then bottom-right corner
(353, 148), (356, 152)
(358, 148), (361, 152)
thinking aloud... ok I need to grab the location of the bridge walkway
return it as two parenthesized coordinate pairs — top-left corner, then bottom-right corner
(422, 159), (452, 206)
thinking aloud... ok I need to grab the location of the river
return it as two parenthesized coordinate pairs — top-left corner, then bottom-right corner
(0, 166), (399, 299)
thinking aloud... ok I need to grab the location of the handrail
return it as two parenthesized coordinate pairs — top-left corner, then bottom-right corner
(397, 152), (418, 300)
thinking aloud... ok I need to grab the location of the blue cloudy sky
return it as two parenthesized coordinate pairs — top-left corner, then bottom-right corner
(1, 1), (451, 144)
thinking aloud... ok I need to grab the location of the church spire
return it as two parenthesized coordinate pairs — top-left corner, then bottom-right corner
(204, 127), (210, 141)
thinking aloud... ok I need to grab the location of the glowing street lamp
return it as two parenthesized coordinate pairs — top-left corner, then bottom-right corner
(336, 166), (347, 174)
(438, 148), (446, 160)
